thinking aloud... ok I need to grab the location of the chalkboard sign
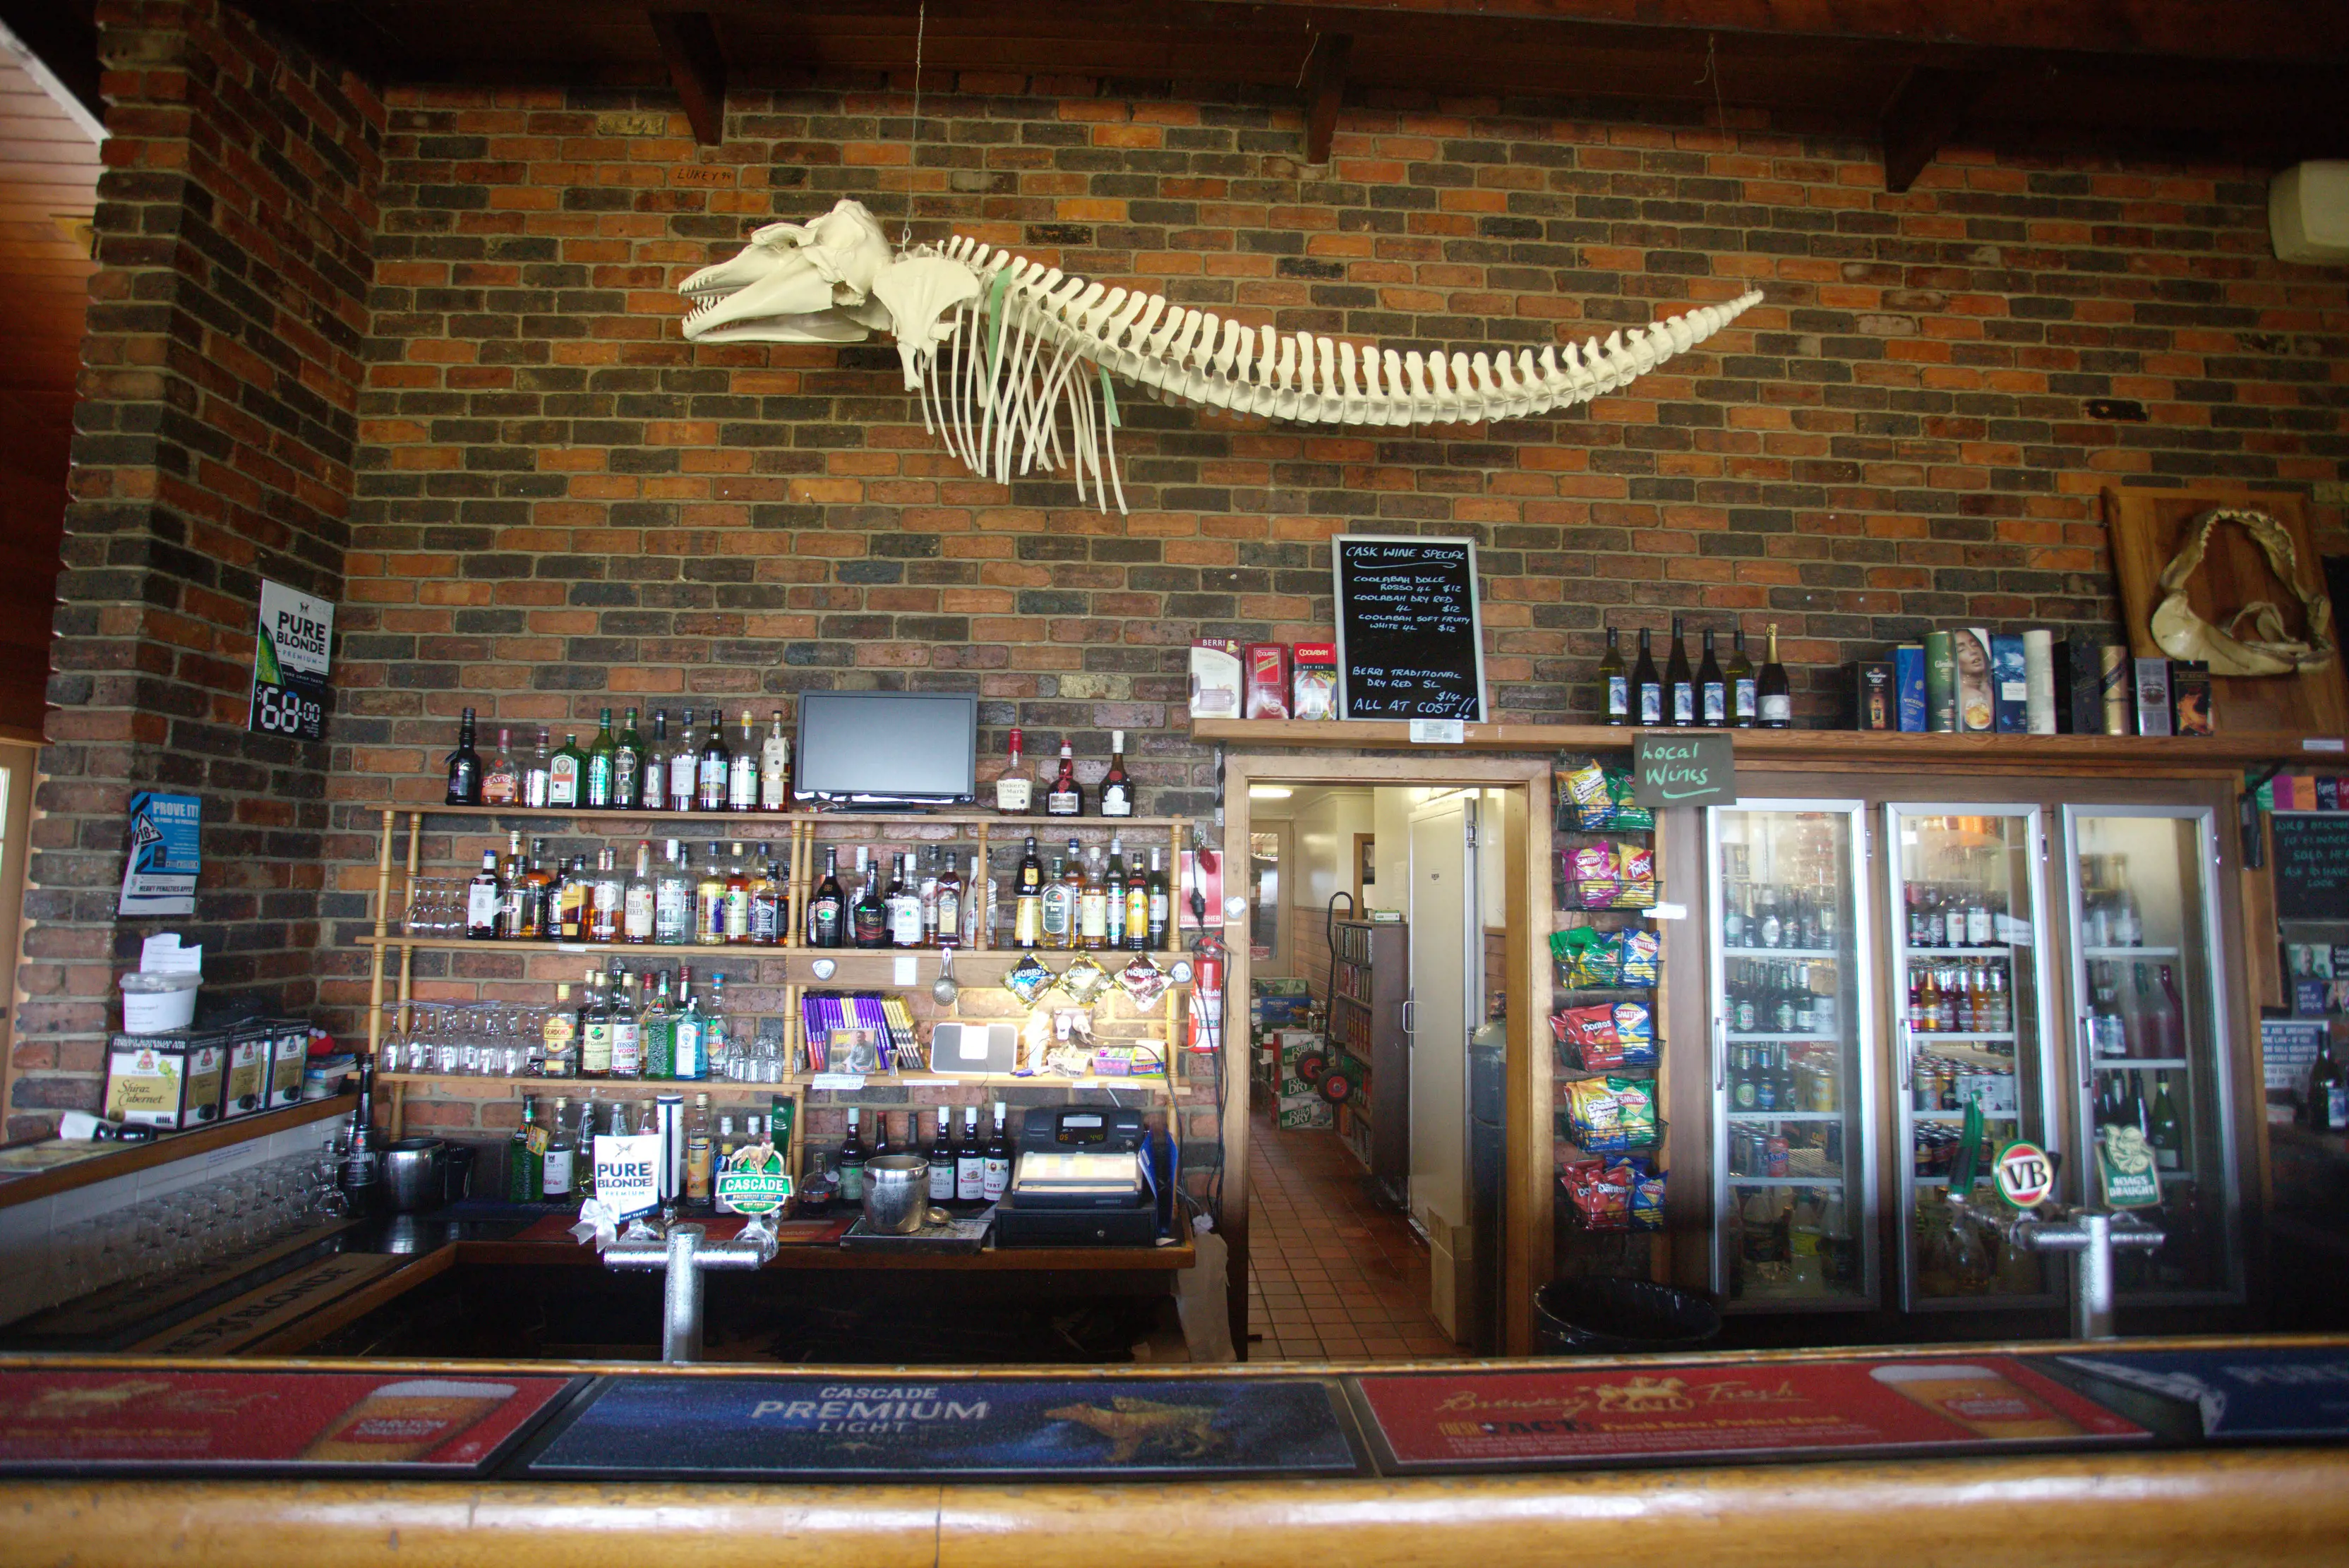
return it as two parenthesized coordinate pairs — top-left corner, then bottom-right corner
(1332, 535), (1486, 722)
(2273, 812), (2349, 919)
(1632, 732), (1737, 809)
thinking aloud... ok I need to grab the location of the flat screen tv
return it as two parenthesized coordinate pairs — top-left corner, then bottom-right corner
(793, 690), (979, 808)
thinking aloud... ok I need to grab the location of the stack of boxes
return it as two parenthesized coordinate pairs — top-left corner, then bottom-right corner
(102, 1018), (312, 1131)
(1251, 979), (1330, 1129)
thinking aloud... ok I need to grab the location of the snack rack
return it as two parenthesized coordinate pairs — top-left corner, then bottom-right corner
(1550, 754), (1669, 1272)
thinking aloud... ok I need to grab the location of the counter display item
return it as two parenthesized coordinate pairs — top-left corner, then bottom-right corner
(104, 1030), (230, 1130)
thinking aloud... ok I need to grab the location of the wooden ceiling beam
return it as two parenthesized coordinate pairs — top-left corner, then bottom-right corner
(1879, 64), (1996, 193)
(648, 9), (727, 145)
(1300, 31), (1350, 164)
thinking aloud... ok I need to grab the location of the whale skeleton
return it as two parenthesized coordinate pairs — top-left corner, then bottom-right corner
(678, 198), (1763, 514)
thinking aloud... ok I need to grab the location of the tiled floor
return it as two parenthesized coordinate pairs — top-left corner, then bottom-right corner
(1245, 1109), (1466, 1361)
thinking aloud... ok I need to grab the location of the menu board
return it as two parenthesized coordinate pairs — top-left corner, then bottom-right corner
(0, 1369), (578, 1474)
(1351, 1356), (2144, 1472)
(2273, 813), (2349, 919)
(1333, 535), (1486, 722)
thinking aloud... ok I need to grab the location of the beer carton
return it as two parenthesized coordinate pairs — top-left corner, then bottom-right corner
(1278, 1091), (1333, 1130)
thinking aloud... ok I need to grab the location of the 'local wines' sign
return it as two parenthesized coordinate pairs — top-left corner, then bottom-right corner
(1631, 732), (1736, 809)
(1332, 536), (1486, 722)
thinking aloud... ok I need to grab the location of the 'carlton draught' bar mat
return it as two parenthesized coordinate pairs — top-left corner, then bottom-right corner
(0, 1368), (584, 1476)
(518, 1374), (1367, 1480)
(1348, 1355), (2149, 1473)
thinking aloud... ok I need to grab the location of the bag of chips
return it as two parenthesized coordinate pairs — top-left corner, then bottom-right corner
(1058, 953), (1112, 1006)
(1118, 953), (1170, 1010)
(1004, 953), (1056, 1005)
(1618, 929), (1660, 987)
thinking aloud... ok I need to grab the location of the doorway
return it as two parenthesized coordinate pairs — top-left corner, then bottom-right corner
(1221, 756), (1551, 1358)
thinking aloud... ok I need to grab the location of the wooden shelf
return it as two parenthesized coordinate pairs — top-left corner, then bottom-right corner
(1193, 717), (2342, 771)
(399, 804), (1190, 830)
(354, 936), (1193, 988)
(378, 1071), (1173, 1092)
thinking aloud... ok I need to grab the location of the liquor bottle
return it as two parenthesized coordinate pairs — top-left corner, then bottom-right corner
(704, 974), (730, 1081)
(609, 969), (642, 1078)
(695, 849), (728, 946)
(712, 1115), (739, 1214)
(955, 1105), (986, 1204)
(997, 728), (1033, 815)
(810, 846), (846, 947)
(667, 711), (698, 812)
(1758, 623), (1792, 728)
(615, 707), (646, 809)
(1146, 845), (1170, 949)
(1664, 615), (1694, 727)
(1597, 627), (1629, 725)
(851, 850), (886, 948)
(1632, 628), (1663, 726)
(1099, 730), (1134, 817)
(543, 1097), (576, 1201)
(655, 840), (691, 945)
(966, 852), (989, 948)
(1123, 843), (1151, 951)
(1014, 835), (1045, 950)
(1079, 846), (1109, 951)
(1726, 629), (1758, 728)
(723, 842), (752, 944)
(518, 726), (551, 809)
(2149, 1075), (2184, 1172)
(918, 847), (942, 946)
(927, 1108), (957, 1204)
(726, 711), (757, 812)
(506, 1098), (541, 1202)
(759, 708), (790, 811)
(1697, 629), (1727, 728)
(642, 710), (672, 809)
(445, 708), (483, 804)
(465, 850), (502, 939)
(672, 966), (706, 1080)
(983, 1102), (1012, 1202)
(1041, 852), (1075, 951)
(584, 707), (618, 809)
(1045, 740), (1083, 816)
(549, 731), (584, 807)
(1104, 837), (1129, 950)
(497, 830), (529, 936)
(541, 982), (577, 1077)
(697, 708), (730, 812)
(836, 1109), (868, 1205)
(750, 851), (782, 946)
(579, 969), (613, 1078)
(623, 840), (655, 944)
(935, 852), (963, 950)
(482, 727), (519, 805)
(685, 1093), (714, 1212)
(588, 846), (623, 943)
(870, 1110), (896, 1162)
(641, 969), (675, 1079)
(883, 850), (920, 948)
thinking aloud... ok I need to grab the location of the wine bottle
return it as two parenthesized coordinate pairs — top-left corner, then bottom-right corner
(614, 707), (645, 809)
(1726, 629), (1758, 728)
(1697, 629), (1726, 728)
(1632, 628), (1662, 726)
(666, 711), (697, 812)
(445, 708), (483, 804)
(696, 708), (729, 812)
(1099, 730), (1134, 817)
(727, 710), (759, 812)
(1758, 622), (1792, 728)
(642, 709), (671, 809)
(1664, 615), (1694, 726)
(1597, 627), (1629, 726)
(810, 846), (846, 947)
(927, 1108), (958, 1203)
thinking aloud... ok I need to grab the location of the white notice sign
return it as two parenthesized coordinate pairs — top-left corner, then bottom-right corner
(591, 1132), (662, 1220)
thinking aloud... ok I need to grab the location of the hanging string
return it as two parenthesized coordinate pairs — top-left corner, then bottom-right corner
(899, 0), (928, 248)
(1695, 32), (1726, 129)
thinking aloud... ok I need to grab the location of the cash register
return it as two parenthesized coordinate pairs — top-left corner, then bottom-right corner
(993, 1105), (1160, 1248)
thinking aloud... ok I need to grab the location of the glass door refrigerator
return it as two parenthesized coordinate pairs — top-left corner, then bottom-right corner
(1884, 804), (2061, 1312)
(2063, 804), (2243, 1304)
(1706, 800), (1878, 1311)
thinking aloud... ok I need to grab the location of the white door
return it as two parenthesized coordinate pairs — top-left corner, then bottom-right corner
(1408, 792), (1477, 1235)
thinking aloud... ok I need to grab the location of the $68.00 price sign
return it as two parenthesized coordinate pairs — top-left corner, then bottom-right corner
(251, 679), (323, 739)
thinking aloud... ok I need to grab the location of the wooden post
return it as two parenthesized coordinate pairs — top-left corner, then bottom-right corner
(398, 812), (422, 1031)
(366, 810), (394, 1064)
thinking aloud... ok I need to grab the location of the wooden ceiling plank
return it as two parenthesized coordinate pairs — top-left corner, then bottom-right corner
(648, 8), (728, 145)
(1880, 64), (1997, 192)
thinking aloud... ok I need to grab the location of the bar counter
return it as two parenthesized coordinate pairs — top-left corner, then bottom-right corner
(3, 1338), (2346, 1567)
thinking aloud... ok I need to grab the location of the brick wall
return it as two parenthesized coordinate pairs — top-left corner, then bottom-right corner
(9, 0), (381, 1133)
(21, 49), (2349, 1130)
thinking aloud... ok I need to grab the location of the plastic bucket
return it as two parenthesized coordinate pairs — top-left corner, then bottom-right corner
(119, 972), (199, 1033)
(1534, 1277), (1721, 1355)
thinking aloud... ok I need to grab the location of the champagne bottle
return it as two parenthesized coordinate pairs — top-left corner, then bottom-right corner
(1758, 623), (1792, 728)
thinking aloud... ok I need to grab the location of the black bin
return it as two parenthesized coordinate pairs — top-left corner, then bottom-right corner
(1534, 1277), (1720, 1355)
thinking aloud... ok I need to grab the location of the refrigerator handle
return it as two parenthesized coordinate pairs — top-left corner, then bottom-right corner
(2077, 1012), (2095, 1091)
(1712, 1013), (1727, 1092)
(1899, 1020), (1916, 1091)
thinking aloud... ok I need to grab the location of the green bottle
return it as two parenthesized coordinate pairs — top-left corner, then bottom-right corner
(548, 732), (585, 807)
(642, 969), (675, 1079)
(505, 1097), (542, 1200)
(613, 706), (646, 810)
(584, 707), (618, 809)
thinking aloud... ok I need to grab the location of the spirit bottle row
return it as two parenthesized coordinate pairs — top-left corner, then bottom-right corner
(448, 707), (793, 813)
(1004, 834), (1171, 951)
(810, 1104), (1013, 1212)
(994, 728), (1136, 819)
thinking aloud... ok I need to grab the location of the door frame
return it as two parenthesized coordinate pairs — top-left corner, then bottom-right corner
(1219, 753), (1553, 1356)
(1406, 788), (1480, 1237)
